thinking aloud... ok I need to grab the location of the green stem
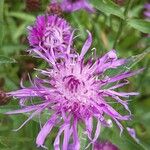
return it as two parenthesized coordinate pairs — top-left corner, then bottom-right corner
(113, 0), (132, 49)
(0, 0), (4, 48)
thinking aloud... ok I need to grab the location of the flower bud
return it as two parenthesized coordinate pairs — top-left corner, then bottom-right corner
(26, 0), (40, 12)
(113, 0), (125, 6)
(0, 90), (10, 105)
(46, 3), (63, 16)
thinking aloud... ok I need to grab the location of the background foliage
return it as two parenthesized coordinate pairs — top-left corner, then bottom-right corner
(0, 0), (150, 150)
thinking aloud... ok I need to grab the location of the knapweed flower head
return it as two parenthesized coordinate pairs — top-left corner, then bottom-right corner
(144, 3), (150, 19)
(52, 0), (94, 13)
(6, 32), (141, 149)
(28, 14), (72, 59)
(94, 141), (119, 150)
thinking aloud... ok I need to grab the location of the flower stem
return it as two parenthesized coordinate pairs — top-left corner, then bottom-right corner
(113, 0), (133, 49)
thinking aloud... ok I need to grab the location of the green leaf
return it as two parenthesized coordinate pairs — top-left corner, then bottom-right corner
(90, 0), (124, 19)
(0, 0), (4, 47)
(127, 19), (150, 33)
(0, 55), (16, 64)
(125, 47), (150, 69)
(102, 125), (146, 150)
(78, 124), (89, 150)
(13, 23), (28, 41)
(1, 45), (27, 55)
(8, 12), (35, 22)
(106, 48), (150, 77)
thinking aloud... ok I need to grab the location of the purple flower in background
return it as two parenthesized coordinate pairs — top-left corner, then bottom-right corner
(94, 141), (119, 150)
(56, 0), (94, 12)
(6, 32), (141, 149)
(144, 3), (150, 19)
(28, 15), (72, 59)
(127, 127), (139, 143)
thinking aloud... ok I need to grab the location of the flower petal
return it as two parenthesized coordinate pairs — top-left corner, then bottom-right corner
(36, 114), (57, 147)
(107, 69), (144, 83)
(79, 31), (92, 60)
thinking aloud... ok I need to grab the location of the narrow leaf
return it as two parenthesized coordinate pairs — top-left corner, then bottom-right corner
(128, 19), (150, 33)
(0, 55), (16, 64)
(90, 0), (124, 19)
(125, 47), (150, 69)
(106, 48), (150, 76)
(8, 12), (35, 22)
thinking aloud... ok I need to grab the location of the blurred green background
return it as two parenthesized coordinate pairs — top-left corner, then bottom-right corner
(0, 0), (150, 150)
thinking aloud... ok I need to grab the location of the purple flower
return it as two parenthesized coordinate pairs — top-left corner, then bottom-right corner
(27, 14), (72, 59)
(144, 3), (150, 19)
(127, 127), (139, 143)
(55, 0), (94, 12)
(94, 141), (119, 150)
(6, 32), (141, 149)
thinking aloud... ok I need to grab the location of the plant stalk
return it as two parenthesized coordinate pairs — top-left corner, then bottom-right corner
(113, 0), (133, 49)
